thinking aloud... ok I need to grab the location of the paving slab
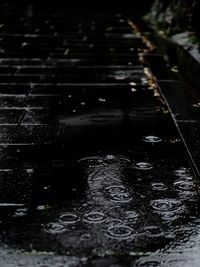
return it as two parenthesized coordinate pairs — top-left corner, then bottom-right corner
(0, 4), (200, 267)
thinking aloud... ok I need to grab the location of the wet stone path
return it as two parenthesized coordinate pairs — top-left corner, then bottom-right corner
(0, 8), (200, 267)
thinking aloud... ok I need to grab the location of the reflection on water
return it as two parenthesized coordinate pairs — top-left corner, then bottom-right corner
(0, 7), (200, 267)
(1, 148), (200, 266)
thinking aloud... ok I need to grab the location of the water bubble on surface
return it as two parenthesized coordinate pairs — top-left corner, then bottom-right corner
(114, 74), (127, 80)
(21, 42), (28, 48)
(129, 82), (136, 86)
(78, 156), (102, 163)
(36, 205), (47, 210)
(106, 185), (132, 203)
(105, 155), (130, 163)
(151, 182), (167, 191)
(106, 155), (116, 160)
(143, 135), (162, 143)
(174, 167), (190, 177)
(122, 34), (135, 39)
(161, 257), (192, 267)
(13, 208), (28, 218)
(59, 213), (78, 225)
(106, 225), (134, 240)
(98, 98), (106, 102)
(26, 168), (34, 174)
(105, 218), (123, 227)
(109, 192), (132, 203)
(144, 226), (165, 238)
(135, 259), (161, 266)
(131, 88), (137, 92)
(174, 180), (194, 191)
(44, 222), (66, 234)
(106, 185), (126, 194)
(82, 211), (107, 224)
(150, 199), (185, 213)
(80, 233), (92, 241)
(134, 162), (153, 170)
(161, 212), (181, 221)
(125, 211), (138, 220)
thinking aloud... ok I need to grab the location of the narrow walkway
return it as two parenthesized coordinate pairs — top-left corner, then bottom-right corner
(0, 8), (200, 267)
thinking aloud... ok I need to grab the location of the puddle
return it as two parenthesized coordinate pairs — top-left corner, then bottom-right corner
(0, 6), (200, 267)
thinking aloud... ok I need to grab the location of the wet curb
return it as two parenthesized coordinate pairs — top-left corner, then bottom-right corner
(139, 21), (200, 178)
(146, 28), (200, 91)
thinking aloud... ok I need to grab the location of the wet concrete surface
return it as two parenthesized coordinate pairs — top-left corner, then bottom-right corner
(0, 5), (200, 267)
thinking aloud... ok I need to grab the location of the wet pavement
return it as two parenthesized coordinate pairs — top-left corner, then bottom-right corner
(1, 5), (200, 267)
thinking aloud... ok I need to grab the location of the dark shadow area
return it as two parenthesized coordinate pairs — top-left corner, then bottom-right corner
(0, 1), (200, 267)
(0, 0), (154, 17)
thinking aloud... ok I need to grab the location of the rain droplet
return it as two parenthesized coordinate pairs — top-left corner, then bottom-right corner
(150, 199), (184, 213)
(98, 98), (106, 102)
(114, 74), (127, 80)
(44, 222), (66, 234)
(82, 211), (107, 224)
(13, 208), (28, 218)
(151, 182), (167, 191)
(59, 213), (78, 225)
(143, 136), (162, 143)
(144, 226), (164, 238)
(105, 218), (123, 227)
(106, 185), (132, 203)
(80, 102), (86, 106)
(106, 185), (126, 194)
(106, 225), (134, 240)
(174, 180), (194, 191)
(134, 162), (153, 170)
(80, 233), (92, 241)
(135, 259), (161, 266)
(21, 42), (28, 48)
(174, 167), (190, 177)
(106, 155), (116, 160)
(125, 211), (138, 220)
(131, 88), (137, 92)
(36, 205), (49, 211)
(26, 168), (34, 174)
(129, 82), (136, 86)
(161, 257), (192, 267)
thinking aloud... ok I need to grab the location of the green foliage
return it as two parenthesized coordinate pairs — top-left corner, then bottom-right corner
(147, 0), (199, 37)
